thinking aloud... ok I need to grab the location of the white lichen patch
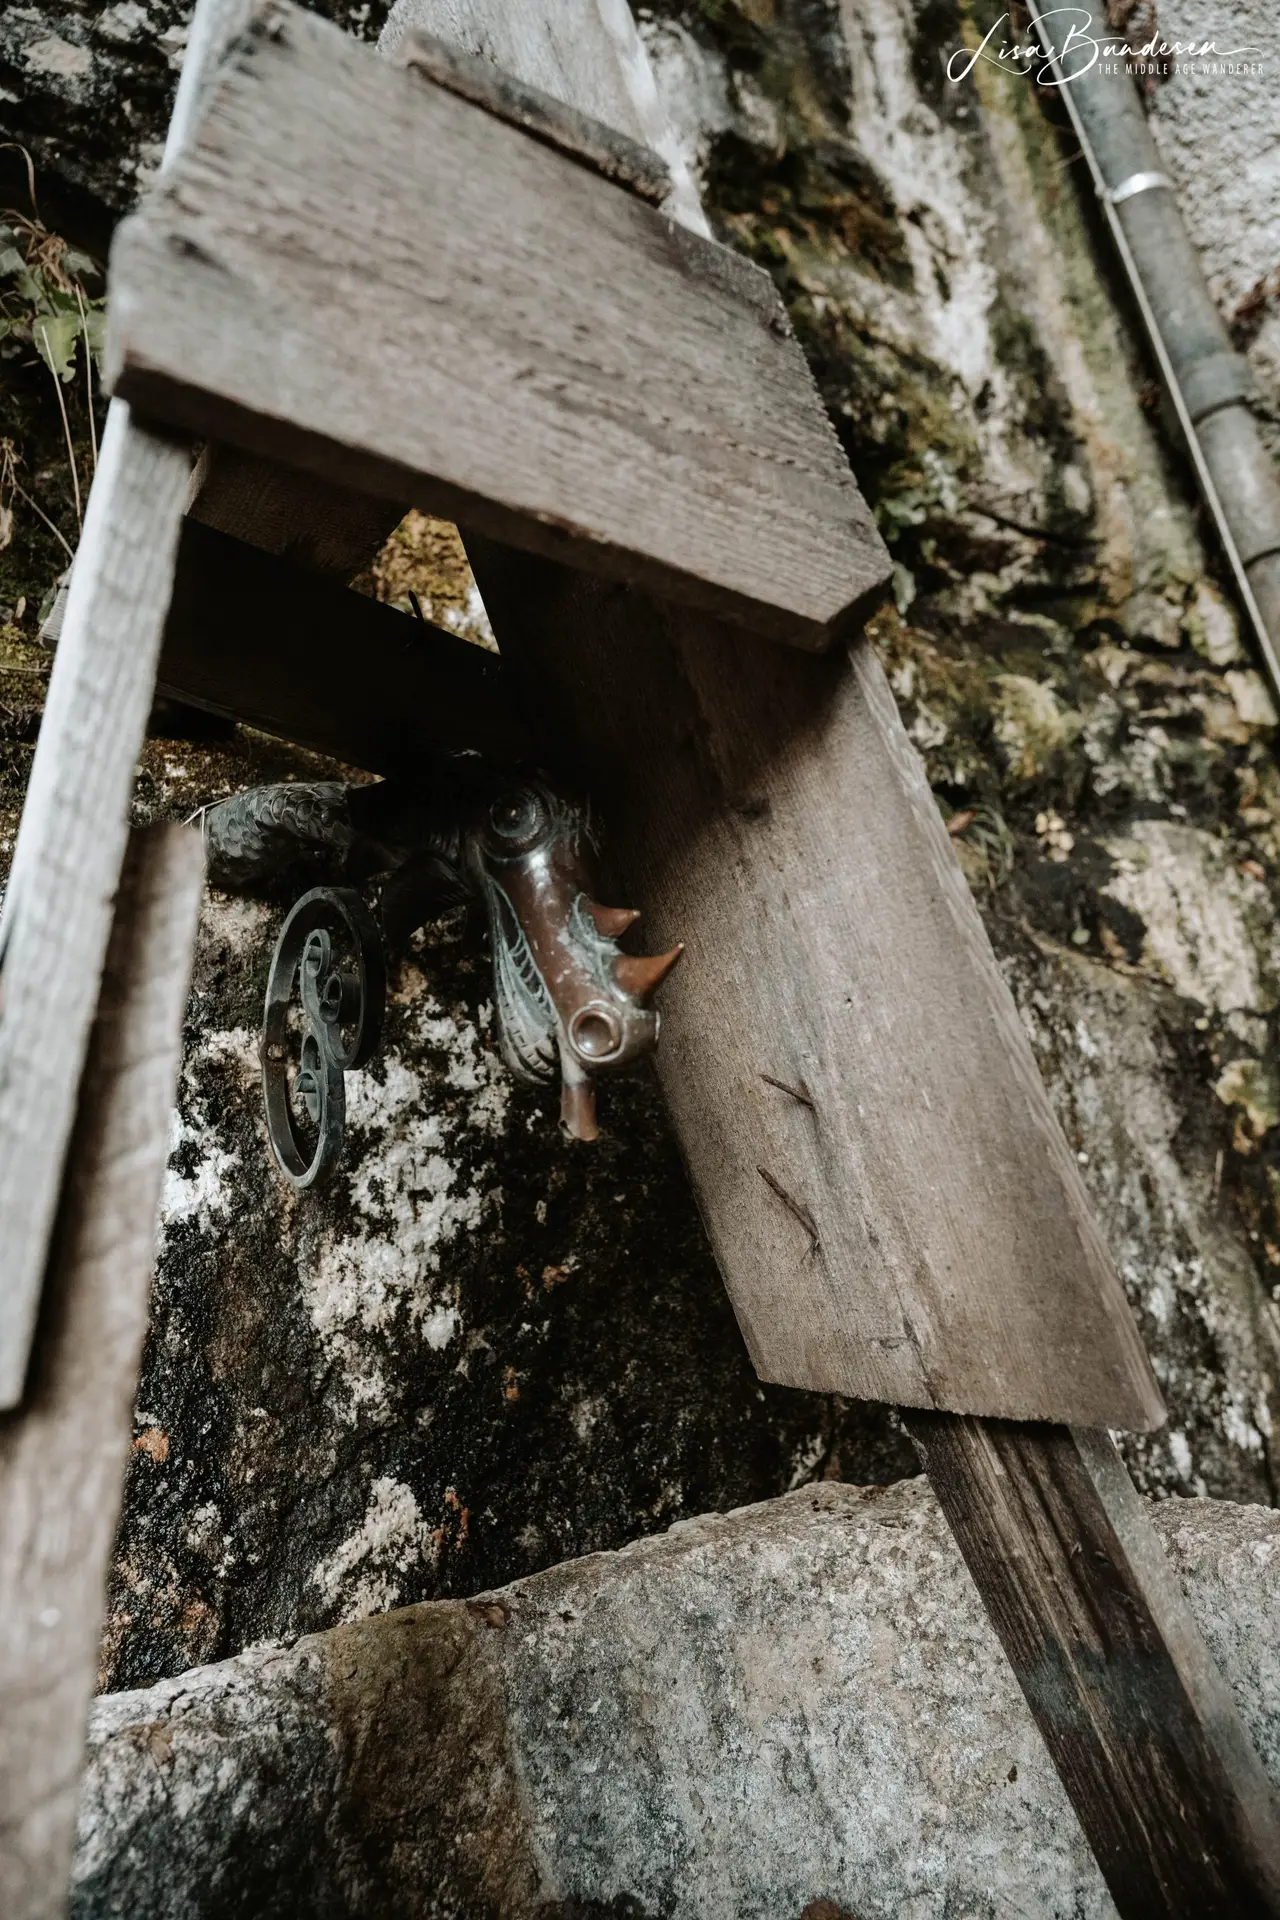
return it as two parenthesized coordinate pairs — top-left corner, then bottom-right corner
(204, 893), (277, 951)
(310, 1475), (436, 1620)
(1226, 669), (1279, 732)
(299, 992), (510, 1421)
(23, 34), (92, 79)
(160, 1027), (259, 1239)
(1102, 822), (1280, 1014)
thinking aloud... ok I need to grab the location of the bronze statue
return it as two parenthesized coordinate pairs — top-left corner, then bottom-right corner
(200, 759), (681, 1185)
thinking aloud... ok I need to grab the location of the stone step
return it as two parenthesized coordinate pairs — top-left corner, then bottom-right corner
(72, 1478), (1280, 1919)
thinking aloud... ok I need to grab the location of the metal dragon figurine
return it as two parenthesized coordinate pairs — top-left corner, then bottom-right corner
(199, 757), (681, 1188)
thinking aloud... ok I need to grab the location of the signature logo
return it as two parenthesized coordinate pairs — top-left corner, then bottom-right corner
(946, 8), (1262, 85)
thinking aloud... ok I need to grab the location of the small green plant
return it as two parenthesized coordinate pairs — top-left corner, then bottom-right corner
(0, 146), (105, 535)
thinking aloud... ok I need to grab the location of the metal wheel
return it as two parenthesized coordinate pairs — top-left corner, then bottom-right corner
(260, 888), (385, 1190)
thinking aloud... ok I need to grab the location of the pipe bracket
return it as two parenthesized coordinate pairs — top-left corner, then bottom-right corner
(1181, 351), (1255, 425)
(1104, 170), (1172, 205)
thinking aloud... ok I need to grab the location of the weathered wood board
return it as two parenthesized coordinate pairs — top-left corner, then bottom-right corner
(468, 539), (1164, 1430)
(0, 825), (204, 1920)
(181, 0), (713, 565)
(908, 1414), (1280, 1917)
(0, 0), (248, 1410)
(159, 518), (532, 767)
(397, 29), (671, 204)
(0, 410), (192, 1410)
(105, 0), (890, 652)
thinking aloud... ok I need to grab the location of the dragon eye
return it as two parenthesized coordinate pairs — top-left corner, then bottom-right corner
(488, 791), (545, 846)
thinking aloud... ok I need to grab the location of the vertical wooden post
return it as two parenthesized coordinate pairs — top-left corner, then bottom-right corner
(0, 0), (249, 1409)
(0, 413), (192, 1406)
(0, 826), (204, 1920)
(907, 1415), (1280, 1916)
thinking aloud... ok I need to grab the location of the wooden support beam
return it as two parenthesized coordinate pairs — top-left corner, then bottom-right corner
(906, 1414), (1280, 1917)
(105, 0), (890, 653)
(467, 539), (1162, 1431)
(0, 410), (192, 1409)
(158, 518), (533, 768)
(0, 825), (204, 1920)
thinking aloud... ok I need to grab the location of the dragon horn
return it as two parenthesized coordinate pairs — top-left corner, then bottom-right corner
(588, 903), (641, 938)
(613, 945), (684, 1003)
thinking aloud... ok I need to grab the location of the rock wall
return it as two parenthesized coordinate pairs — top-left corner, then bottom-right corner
(71, 1478), (1280, 1919)
(640, 0), (1280, 1501)
(2, 0), (1280, 1702)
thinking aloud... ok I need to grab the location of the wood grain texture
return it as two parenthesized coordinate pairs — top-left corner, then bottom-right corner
(158, 518), (533, 767)
(396, 30), (670, 202)
(185, 444), (405, 580)
(106, 0), (889, 651)
(379, 0), (709, 234)
(0, 408), (192, 1409)
(907, 1414), (1280, 1916)
(467, 537), (1163, 1429)
(0, 825), (204, 1920)
(182, 0), (706, 574)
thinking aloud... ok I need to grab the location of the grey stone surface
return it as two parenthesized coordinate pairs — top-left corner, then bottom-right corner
(1, 0), (1279, 1709)
(72, 1477), (1280, 1919)
(0, 0), (388, 219)
(1147, 0), (1280, 429)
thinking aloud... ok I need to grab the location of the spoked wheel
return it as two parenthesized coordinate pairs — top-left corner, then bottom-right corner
(260, 888), (386, 1190)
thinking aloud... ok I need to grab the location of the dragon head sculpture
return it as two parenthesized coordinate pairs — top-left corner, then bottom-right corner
(464, 772), (680, 1140)
(201, 758), (680, 1161)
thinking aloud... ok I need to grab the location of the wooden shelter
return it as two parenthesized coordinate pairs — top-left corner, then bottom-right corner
(1, 0), (1278, 1911)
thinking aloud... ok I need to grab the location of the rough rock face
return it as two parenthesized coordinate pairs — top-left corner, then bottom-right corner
(641, 0), (1280, 1501)
(2, 0), (1280, 1698)
(0, 0), (389, 217)
(71, 1479), (1280, 1919)
(104, 765), (908, 1689)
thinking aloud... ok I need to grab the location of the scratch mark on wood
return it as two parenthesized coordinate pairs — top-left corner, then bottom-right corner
(757, 1164), (820, 1250)
(759, 1072), (815, 1110)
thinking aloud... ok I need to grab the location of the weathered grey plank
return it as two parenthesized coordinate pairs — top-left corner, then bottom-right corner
(396, 30), (670, 202)
(105, 0), (890, 652)
(0, 410), (192, 1409)
(467, 537), (1163, 1430)
(182, 0), (712, 568)
(0, 825), (204, 1920)
(379, 0), (709, 232)
(0, 0), (254, 1409)
(907, 1414), (1280, 1916)
(158, 518), (532, 767)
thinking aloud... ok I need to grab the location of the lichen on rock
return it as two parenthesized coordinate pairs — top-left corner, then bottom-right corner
(3, 0), (1280, 1704)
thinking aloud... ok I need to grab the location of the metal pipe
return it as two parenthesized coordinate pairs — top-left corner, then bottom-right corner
(1023, 1), (1280, 703)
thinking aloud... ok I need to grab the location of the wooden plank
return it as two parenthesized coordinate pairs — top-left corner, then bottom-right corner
(906, 1414), (1280, 1916)
(465, 536), (1163, 1430)
(396, 30), (670, 203)
(158, 517), (533, 767)
(377, 0), (709, 231)
(180, 0), (714, 568)
(0, 0), (258, 1409)
(186, 445), (406, 580)
(0, 409), (192, 1409)
(0, 824), (205, 1920)
(105, 0), (890, 653)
